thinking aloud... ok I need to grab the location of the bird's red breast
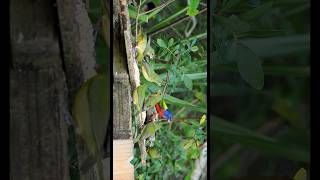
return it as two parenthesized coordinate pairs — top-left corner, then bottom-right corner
(155, 103), (164, 117)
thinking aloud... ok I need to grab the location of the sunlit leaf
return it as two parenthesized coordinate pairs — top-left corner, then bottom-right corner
(187, 0), (200, 16)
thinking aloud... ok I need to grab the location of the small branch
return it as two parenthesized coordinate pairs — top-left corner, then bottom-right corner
(139, 0), (176, 16)
(135, 0), (141, 43)
(148, 8), (207, 37)
(184, 16), (197, 38)
(170, 27), (184, 38)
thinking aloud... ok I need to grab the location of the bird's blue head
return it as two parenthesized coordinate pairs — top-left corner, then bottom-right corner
(163, 110), (173, 122)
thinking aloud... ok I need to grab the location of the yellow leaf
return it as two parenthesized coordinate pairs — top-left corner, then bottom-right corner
(293, 168), (307, 180)
(200, 114), (206, 126)
(137, 31), (147, 62)
(72, 74), (110, 157)
(133, 84), (148, 112)
(160, 99), (168, 109)
(148, 147), (161, 159)
(72, 77), (97, 156)
(133, 88), (139, 106)
(141, 61), (163, 86)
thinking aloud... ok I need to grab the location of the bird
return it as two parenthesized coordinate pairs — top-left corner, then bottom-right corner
(155, 100), (172, 122)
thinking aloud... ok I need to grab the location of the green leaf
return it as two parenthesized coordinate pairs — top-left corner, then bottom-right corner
(148, 147), (161, 159)
(191, 46), (199, 52)
(145, 92), (162, 109)
(213, 64), (310, 77)
(185, 72), (207, 80)
(141, 61), (163, 86)
(214, 15), (250, 34)
(164, 95), (206, 113)
(187, 0), (200, 16)
(240, 1), (273, 21)
(241, 34), (310, 58)
(213, 116), (310, 162)
(134, 121), (165, 143)
(157, 39), (167, 48)
(183, 75), (193, 90)
(168, 38), (174, 47)
(160, 72), (207, 81)
(147, 7), (188, 33)
(128, 5), (149, 23)
(195, 92), (206, 104)
(164, 95), (196, 107)
(236, 30), (284, 38)
(235, 42), (264, 90)
(220, 0), (244, 13)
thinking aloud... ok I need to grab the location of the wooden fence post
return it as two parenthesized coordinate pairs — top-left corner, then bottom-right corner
(113, 0), (138, 179)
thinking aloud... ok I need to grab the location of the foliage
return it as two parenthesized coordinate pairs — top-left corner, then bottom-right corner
(129, 0), (207, 179)
(212, 0), (310, 178)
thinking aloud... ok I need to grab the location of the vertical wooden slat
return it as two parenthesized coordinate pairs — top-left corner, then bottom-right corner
(10, 0), (69, 179)
(113, 0), (135, 179)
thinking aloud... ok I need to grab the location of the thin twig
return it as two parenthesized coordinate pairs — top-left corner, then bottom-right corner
(170, 27), (184, 38)
(161, 72), (170, 100)
(148, 8), (207, 37)
(139, 0), (176, 16)
(135, 0), (141, 43)
(184, 16), (197, 37)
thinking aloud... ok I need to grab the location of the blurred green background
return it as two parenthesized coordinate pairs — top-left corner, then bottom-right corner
(211, 0), (310, 179)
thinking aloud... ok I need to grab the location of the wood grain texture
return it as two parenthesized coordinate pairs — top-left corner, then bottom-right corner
(113, 140), (134, 180)
(113, 1), (134, 179)
(10, 0), (69, 179)
(113, 0), (132, 140)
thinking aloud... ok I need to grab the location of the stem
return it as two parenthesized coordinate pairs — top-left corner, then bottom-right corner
(181, 32), (207, 43)
(139, 0), (176, 16)
(148, 8), (207, 36)
(161, 72), (170, 100)
(135, 0), (142, 44)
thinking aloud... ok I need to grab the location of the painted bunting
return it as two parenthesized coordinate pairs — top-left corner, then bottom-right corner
(155, 100), (172, 122)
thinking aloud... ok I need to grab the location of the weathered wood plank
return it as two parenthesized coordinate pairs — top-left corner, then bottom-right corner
(113, 0), (134, 179)
(113, 0), (132, 140)
(10, 0), (69, 179)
